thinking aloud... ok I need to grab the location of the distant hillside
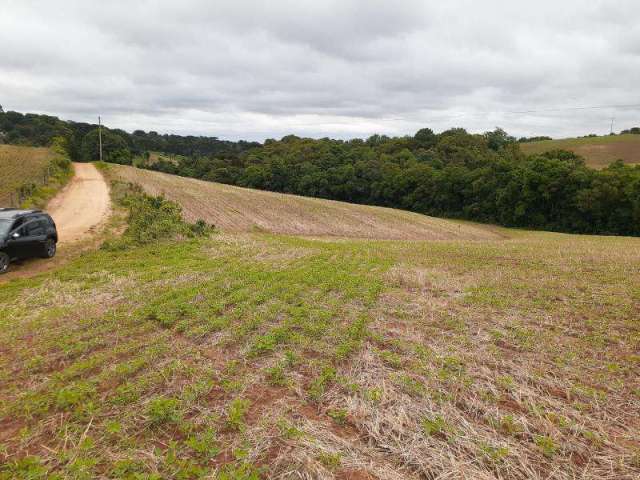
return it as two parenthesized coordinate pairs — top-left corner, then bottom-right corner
(520, 134), (640, 168)
(108, 164), (503, 241)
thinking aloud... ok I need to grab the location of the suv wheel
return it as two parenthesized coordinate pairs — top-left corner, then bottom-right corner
(41, 239), (57, 259)
(0, 252), (9, 274)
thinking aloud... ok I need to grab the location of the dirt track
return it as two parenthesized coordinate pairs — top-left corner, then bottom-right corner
(48, 162), (111, 244)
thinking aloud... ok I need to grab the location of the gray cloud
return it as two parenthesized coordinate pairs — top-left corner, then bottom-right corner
(1, 0), (639, 140)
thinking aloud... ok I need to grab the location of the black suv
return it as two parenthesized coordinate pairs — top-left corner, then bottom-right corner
(0, 209), (58, 273)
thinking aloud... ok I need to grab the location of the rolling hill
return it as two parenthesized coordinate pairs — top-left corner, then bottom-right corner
(108, 164), (503, 241)
(519, 134), (640, 168)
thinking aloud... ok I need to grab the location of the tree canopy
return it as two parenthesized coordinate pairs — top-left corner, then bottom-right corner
(80, 129), (132, 164)
(150, 129), (640, 236)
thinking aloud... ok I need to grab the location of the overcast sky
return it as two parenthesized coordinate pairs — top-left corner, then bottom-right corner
(1, 0), (639, 141)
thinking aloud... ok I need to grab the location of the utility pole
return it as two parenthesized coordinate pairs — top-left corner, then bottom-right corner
(610, 117), (615, 135)
(98, 115), (103, 161)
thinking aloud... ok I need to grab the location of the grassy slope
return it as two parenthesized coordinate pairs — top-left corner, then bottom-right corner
(1, 229), (639, 479)
(110, 165), (502, 241)
(1, 162), (639, 479)
(520, 134), (640, 168)
(0, 145), (55, 205)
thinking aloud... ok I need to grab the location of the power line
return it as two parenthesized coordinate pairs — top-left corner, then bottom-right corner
(503, 103), (640, 115)
(381, 102), (640, 123)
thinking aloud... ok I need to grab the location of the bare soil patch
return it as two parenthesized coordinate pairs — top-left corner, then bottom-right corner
(48, 162), (111, 244)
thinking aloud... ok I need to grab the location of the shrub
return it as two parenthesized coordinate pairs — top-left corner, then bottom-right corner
(103, 183), (213, 250)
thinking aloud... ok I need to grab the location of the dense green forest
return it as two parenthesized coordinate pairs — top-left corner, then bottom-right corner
(1, 108), (639, 236)
(149, 131), (640, 236)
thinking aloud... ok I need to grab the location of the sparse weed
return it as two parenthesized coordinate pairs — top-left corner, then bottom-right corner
(496, 375), (515, 391)
(498, 414), (523, 436)
(147, 397), (181, 425)
(534, 434), (559, 458)
(277, 419), (304, 439)
(479, 442), (509, 463)
(216, 462), (262, 480)
(421, 415), (450, 438)
(185, 428), (219, 459)
(327, 408), (348, 425)
(55, 382), (96, 410)
(0, 455), (48, 480)
(317, 452), (342, 470)
(380, 349), (403, 368)
(265, 364), (288, 387)
(226, 398), (250, 431)
(364, 387), (383, 403)
(308, 366), (337, 401)
(397, 374), (426, 397)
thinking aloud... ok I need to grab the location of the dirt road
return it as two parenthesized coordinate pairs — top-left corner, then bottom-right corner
(48, 162), (111, 244)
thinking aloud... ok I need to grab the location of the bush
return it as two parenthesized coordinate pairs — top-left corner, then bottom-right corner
(103, 182), (213, 250)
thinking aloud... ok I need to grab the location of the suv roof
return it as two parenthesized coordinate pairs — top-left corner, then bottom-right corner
(0, 208), (43, 220)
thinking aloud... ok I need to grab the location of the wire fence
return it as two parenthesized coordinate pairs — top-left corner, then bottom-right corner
(0, 163), (54, 208)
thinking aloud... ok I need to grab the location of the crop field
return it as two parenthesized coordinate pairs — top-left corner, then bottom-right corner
(0, 145), (56, 206)
(519, 134), (640, 168)
(110, 165), (501, 241)
(1, 169), (639, 479)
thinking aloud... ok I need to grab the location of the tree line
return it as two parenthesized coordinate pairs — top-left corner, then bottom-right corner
(1, 109), (638, 236)
(0, 109), (259, 164)
(150, 129), (640, 236)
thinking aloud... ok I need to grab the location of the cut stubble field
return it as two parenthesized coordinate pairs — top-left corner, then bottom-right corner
(0, 144), (57, 205)
(0, 167), (639, 479)
(110, 164), (502, 241)
(520, 134), (640, 168)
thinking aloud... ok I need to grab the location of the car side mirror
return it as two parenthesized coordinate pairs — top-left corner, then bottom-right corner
(11, 232), (20, 239)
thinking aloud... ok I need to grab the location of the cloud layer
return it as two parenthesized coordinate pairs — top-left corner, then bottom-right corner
(1, 0), (639, 140)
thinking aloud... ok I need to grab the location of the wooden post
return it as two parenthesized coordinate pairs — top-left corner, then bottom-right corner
(98, 115), (103, 162)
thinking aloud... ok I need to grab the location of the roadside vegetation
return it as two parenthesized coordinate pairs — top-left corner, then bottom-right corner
(1, 169), (639, 478)
(98, 177), (213, 250)
(0, 140), (72, 208)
